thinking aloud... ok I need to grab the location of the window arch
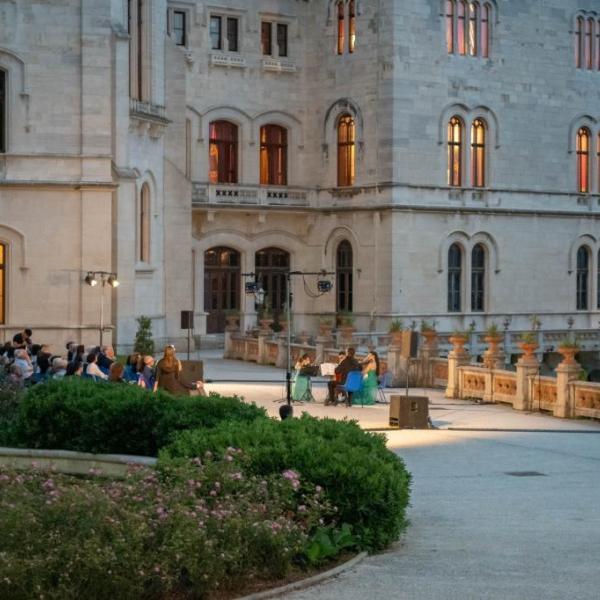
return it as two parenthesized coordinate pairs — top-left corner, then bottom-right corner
(0, 69), (5, 153)
(576, 246), (590, 310)
(260, 124), (287, 185)
(468, 2), (478, 56)
(448, 243), (462, 312)
(0, 242), (5, 324)
(349, 0), (356, 53)
(471, 244), (485, 312)
(255, 247), (290, 315)
(336, 240), (353, 312)
(457, 1), (467, 55)
(446, 1), (454, 53)
(448, 116), (463, 187)
(577, 127), (590, 193)
(139, 183), (150, 263)
(471, 118), (486, 187)
(336, 1), (345, 55)
(447, 1), (491, 57)
(209, 120), (238, 184)
(576, 17), (583, 68)
(337, 114), (356, 187)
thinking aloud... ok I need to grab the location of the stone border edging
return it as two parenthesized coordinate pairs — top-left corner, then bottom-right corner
(235, 551), (368, 600)
(0, 447), (156, 478)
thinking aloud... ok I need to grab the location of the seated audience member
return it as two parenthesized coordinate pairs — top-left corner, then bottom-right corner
(138, 356), (156, 389)
(13, 349), (34, 383)
(124, 353), (141, 382)
(8, 364), (23, 387)
(334, 347), (362, 407)
(35, 351), (53, 382)
(52, 357), (69, 379)
(97, 345), (115, 374)
(109, 362), (126, 384)
(154, 346), (204, 396)
(66, 341), (77, 362)
(65, 360), (83, 377)
(85, 353), (108, 380)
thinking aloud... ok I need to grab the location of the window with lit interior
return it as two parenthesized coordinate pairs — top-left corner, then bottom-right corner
(209, 121), (238, 184)
(260, 125), (287, 186)
(337, 114), (356, 187)
(448, 244), (462, 312)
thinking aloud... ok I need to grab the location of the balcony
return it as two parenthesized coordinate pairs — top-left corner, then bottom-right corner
(129, 99), (170, 138)
(192, 183), (310, 208)
(261, 58), (297, 73)
(209, 53), (247, 69)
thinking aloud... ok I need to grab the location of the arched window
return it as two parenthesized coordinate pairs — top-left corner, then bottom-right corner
(448, 244), (462, 312)
(596, 19), (600, 70)
(481, 3), (490, 58)
(337, 114), (356, 187)
(586, 18), (594, 70)
(576, 246), (590, 310)
(128, 0), (148, 100)
(457, 1), (467, 55)
(260, 125), (287, 186)
(447, 116), (463, 187)
(209, 120), (238, 184)
(576, 17), (583, 68)
(0, 242), (5, 324)
(577, 127), (590, 193)
(446, 1), (455, 54)
(204, 247), (241, 334)
(139, 183), (150, 263)
(256, 247), (290, 316)
(471, 118), (486, 188)
(471, 244), (485, 312)
(349, 0), (356, 53)
(336, 240), (353, 313)
(337, 1), (345, 55)
(0, 69), (5, 153)
(468, 2), (478, 56)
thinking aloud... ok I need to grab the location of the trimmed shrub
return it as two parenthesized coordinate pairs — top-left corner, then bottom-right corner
(0, 380), (24, 445)
(3, 379), (266, 456)
(161, 414), (411, 551)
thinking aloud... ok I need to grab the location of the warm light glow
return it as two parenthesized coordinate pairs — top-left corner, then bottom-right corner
(471, 118), (486, 188)
(0, 242), (5, 324)
(446, 0), (454, 53)
(349, 0), (356, 53)
(468, 2), (478, 56)
(337, 115), (356, 187)
(577, 127), (590, 193)
(448, 116), (463, 187)
(457, 0), (466, 55)
(337, 1), (345, 55)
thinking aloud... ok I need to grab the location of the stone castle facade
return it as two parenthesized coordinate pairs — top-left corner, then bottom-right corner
(1, 0), (599, 351)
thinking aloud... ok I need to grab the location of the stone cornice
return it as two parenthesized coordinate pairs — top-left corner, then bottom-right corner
(0, 180), (117, 191)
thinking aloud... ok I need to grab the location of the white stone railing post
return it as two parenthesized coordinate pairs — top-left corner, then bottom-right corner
(514, 354), (539, 411)
(445, 337), (470, 399)
(554, 358), (581, 418)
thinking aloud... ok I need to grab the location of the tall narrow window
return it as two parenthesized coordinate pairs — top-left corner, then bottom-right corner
(586, 18), (593, 70)
(576, 246), (590, 310)
(256, 248), (290, 316)
(137, 0), (144, 100)
(471, 244), (485, 312)
(210, 16), (222, 50)
(596, 19), (600, 70)
(261, 22), (272, 55)
(337, 115), (356, 187)
(0, 242), (5, 324)
(597, 133), (600, 192)
(227, 17), (239, 52)
(185, 118), (192, 179)
(457, 1), (466, 55)
(468, 2), (478, 56)
(209, 121), (238, 184)
(447, 116), (463, 187)
(471, 118), (486, 188)
(597, 249), (600, 309)
(172, 11), (186, 46)
(277, 24), (288, 57)
(336, 240), (353, 313)
(349, 0), (356, 53)
(446, 1), (454, 53)
(204, 247), (241, 334)
(0, 70), (5, 153)
(481, 3), (490, 58)
(448, 244), (462, 312)
(139, 184), (150, 263)
(260, 125), (287, 186)
(337, 1), (345, 55)
(577, 127), (590, 193)
(576, 17), (583, 68)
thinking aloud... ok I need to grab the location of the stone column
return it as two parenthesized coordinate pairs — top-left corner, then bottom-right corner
(224, 328), (234, 359)
(445, 337), (470, 399)
(482, 336), (505, 370)
(257, 331), (269, 365)
(514, 357), (539, 411)
(276, 336), (288, 369)
(554, 361), (580, 418)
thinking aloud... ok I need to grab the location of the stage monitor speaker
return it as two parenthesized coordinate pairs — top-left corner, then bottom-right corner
(181, 310), (194, 330)
(389, 395), (429, 429)
(400, 331), (419, 358)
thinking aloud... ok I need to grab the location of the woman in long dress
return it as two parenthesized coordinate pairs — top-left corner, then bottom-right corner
(292, 353), (312, 402)
(154, 346), (205, 396)
(353, 351), (379, 406)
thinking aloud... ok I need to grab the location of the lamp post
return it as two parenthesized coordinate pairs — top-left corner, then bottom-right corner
(84, 271), (119, 346)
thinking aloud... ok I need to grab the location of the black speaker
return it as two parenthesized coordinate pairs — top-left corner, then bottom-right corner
(400, 331), (419, 358)
(181, 310), (194, 330)
(389, 395), (429, 429)
(409, 331), (419, 358)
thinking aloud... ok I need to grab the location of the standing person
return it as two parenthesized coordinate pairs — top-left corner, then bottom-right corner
(154, 345), (204, 396)
(292, 354), (313, 402)
(354, 351), (379, 406)
(66, 342), (77, 362)
(334, 347), (361, 407)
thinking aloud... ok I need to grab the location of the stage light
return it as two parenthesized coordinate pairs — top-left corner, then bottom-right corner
(317, 280), (333, 293)
(85, 272), (98, 287)
(107, 274), (119, 288)
(245, 282), (258, 295)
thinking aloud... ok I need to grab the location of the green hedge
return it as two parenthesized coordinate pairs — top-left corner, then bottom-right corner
(161, 414), (411, 551)
(1, 378), (266, 456)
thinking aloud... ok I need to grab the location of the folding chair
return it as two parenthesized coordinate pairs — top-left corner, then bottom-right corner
(377, 371), (392, 404)
(340, 370), (364, 407)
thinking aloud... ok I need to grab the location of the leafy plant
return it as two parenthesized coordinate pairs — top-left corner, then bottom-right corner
(558, 336), (579, 349)
(520, 331), (537, 344)
(133, 315), (155, 356)
(420, 320), (435, 333)
(305, 523), (357, 566)
(451, 329), (469, 339)
(337, 311), (354, 327)
(389, 319), (404, 333)
(486, 322), (500, 337)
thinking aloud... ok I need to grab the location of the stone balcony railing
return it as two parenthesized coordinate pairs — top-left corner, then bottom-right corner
(129, 99), (169, 138)
(191, 183), (311, 208)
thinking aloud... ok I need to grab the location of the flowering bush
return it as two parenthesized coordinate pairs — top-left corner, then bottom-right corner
(0, 450), (333, 599)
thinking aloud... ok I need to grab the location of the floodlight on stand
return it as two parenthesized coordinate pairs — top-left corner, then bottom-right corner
(107, 274), (119, 288)
(84, 272), (98, 287)
(317, 280), (332, 293)
(245, 281), (258, 295)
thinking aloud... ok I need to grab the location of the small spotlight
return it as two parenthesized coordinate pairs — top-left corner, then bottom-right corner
(317, 280), (332, 293)
(245, 282), (258, 295)
(85, 272), (98, 287)
(107, 274), (119, 288)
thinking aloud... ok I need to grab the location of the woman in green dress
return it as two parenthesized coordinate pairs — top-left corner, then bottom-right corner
(292, 354), (312, 401)
(353, 351), (379, 406)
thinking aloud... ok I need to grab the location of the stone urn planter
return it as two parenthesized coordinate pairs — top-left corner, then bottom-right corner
(339, 324), (355, 344)
(390, 330), (404, 346)
(422, 329), (438, 348)
(449, 335), (468, 354)
(484, 334), (503, 353)
(318, 322), (334, 338)
(518, 342), (538, 361)
(259, 318), (274, 333)
(557, 346), (580, 366)
(225, 314), (240, 330)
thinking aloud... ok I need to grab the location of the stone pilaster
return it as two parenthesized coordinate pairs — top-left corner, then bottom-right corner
(445, 350), (470, 399)
(514, 357), (540, 411)
(554, 362), (581, 418)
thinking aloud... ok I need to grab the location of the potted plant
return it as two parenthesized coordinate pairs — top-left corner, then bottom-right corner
(518, 330), (538, 361)
(449, 329), (469, 353)
(389, 318), (404, 345)
(484, 322), (503, 351)
(337, 311), (355, 342)
(318, 315), (334, 338)
(557, 337), (580, 366)
(420, 320), (438, 347)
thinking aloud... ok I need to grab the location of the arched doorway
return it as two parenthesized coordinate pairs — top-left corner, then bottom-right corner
(336, 240), (353, 313)
(255, 247), (290, 318)
(204, 247), (241, 334)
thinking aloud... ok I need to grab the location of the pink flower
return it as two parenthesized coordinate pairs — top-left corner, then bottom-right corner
(298, 505), (307, 513)
(282, 470), (300, 481)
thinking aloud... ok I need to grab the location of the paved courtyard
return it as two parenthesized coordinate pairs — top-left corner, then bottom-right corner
(201, 351), (600, 599)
